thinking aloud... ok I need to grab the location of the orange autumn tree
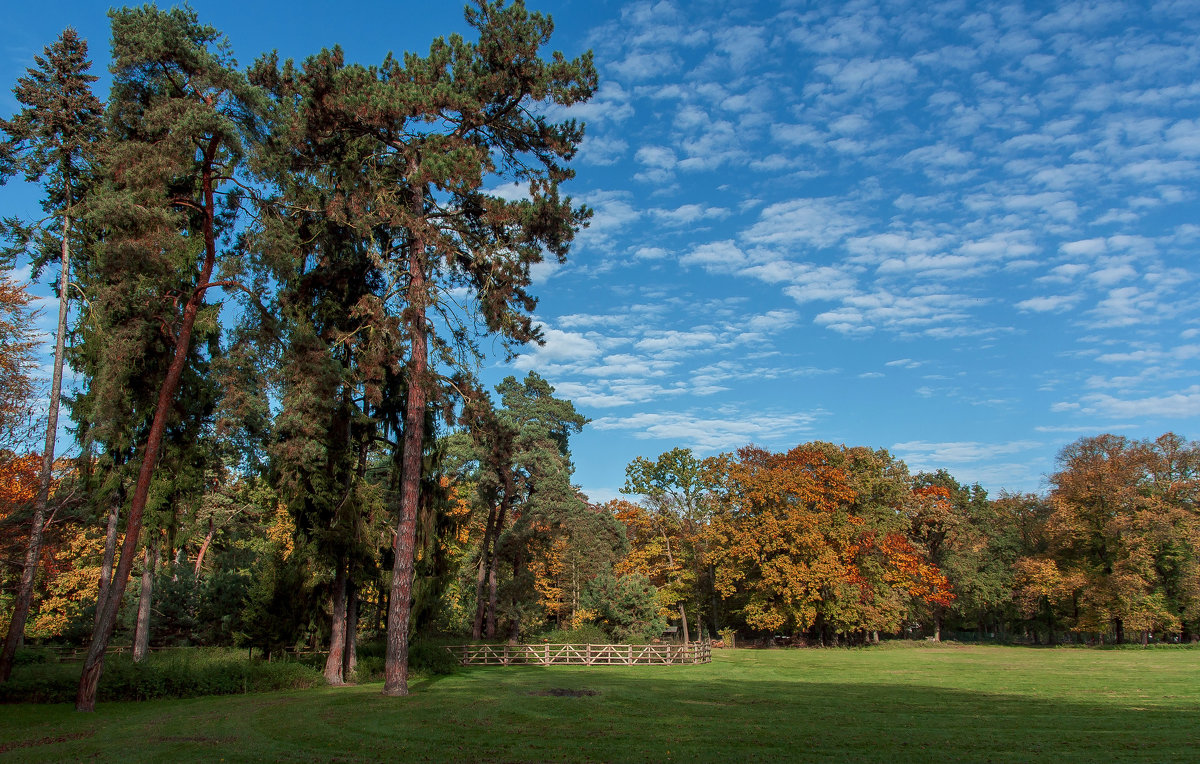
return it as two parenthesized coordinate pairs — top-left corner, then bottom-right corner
(904, 484), (960, 640)
(708, 445), (857, 641)
(706, 443), (955, 644)
(1022, 433), (1200, 644)
(0, 454), (41, 635)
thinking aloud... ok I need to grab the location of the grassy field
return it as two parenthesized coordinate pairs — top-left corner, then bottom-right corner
(1, 644), (1197, 762)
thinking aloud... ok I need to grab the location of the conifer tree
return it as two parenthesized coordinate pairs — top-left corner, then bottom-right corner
(250, 0), (594, 695)
(375, 0), (595, 697)
(74, 6), (263, 711)
(0, 28), (102, 683)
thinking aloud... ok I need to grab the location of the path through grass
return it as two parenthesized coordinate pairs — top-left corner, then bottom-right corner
(1, 644), (1197, 762)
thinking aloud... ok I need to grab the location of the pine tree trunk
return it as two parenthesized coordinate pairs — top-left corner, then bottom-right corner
(193, 517), (215, 576)
(507, 550), (524, 643)
(76, 141), (221, 712)
(486, 561), (499, 640)
(383, 207), (428, 698)
(484, 493), (510, 640)
(324, 560), (348, 685)
(472, 504), (500, 640)
(472, 555), (488, 641)
(132, 541), (156, 663)
(0, 216), (71, 683)
(343, 582), (358, 680)
(94, 491), (121, 631)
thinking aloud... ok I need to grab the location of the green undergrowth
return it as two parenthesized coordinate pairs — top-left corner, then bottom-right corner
(1, 639), (461, 704)
(0, 648), (322, 704)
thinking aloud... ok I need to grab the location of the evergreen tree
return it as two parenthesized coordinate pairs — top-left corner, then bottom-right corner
(0, 27), (102, 683)
(74, 6), (264, 711)
(249, 0), (594, 695)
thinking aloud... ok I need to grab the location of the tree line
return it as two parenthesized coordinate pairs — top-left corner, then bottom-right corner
(0, 1), (595, 710)
(613, 434), (1199, 647)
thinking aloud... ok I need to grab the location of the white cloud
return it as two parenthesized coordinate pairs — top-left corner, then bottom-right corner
(1072, 387), (1200, 418)
(591, 409), (820, 452)
(891, 439), (1043, 464)
(1015, 294), (1080, 312)
(513, 327), (602, 371)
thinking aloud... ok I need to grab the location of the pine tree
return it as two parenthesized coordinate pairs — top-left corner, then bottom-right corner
(0, 27), (102, 683)
(74, 6), (263, 711)
(249, 0), (595, 695)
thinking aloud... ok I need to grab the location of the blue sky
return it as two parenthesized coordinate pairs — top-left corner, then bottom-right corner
(4, 1), (1200, 502)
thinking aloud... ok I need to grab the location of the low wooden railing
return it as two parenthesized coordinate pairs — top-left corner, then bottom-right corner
(444, 640), (712, 666)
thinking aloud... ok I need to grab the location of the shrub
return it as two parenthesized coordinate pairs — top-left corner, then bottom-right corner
(0, 648), (322, 704)
(537, 623), (610, 645)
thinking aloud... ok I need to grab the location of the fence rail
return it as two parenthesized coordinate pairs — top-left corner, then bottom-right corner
(444, 641), (712, 667)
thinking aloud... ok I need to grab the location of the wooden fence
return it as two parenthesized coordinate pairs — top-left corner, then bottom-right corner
(444, 640), (712, 667)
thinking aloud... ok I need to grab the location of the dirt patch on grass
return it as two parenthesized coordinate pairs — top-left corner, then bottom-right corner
(152, 735), (241, 744)
(0, 731), (94, 754)
(529, 688), (600, 697)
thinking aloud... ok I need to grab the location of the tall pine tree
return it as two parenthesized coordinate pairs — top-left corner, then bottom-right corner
(74, 7), (263, 711)
(249, 0), (595, 695)
(0, 28), (102, 683)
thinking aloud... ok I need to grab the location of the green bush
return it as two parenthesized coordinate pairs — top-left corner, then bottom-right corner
(0, 648), (322, 704)
(536, 624), (610, 645)
(408, 640), (460, 676)
(12, 647), (55, 665)
(348, 639), (459, 680)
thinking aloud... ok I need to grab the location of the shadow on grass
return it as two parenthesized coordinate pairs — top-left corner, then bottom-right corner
(1, 659), (1196, 763)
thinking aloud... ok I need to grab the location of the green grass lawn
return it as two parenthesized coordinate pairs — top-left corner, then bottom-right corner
(2, 644), (1197, 762)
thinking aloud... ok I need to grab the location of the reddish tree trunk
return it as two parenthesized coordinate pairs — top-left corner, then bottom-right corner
(324, 560), (348, 685)
(75, 141), (220, 712)
(343, 582), (358, 680)
(193, 517), (215, 576)
(383, 206), (427, 697)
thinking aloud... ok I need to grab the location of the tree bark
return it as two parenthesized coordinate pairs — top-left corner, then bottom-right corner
(486, 559), (500, 639)
(507, 549), (524, 643)
(132, 540), (157, 663)
(472, 502), (500, 640)
(94, 492), (121, 632)
(679, 604), (690, 645)
(343, 582), (358, 680)
(383, 199), (427, 698)
(484, 492), (511, 640)
(193, 517), (215, 576)
(0, 214), (71, 683)
(324, 559), (348, 685)
(75, 139), (221, 712)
